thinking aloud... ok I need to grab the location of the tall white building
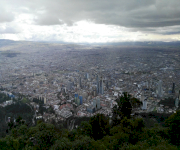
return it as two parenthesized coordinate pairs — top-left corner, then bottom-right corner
(175, 98), (179, 108)
(157, 80), (163, 97)
(142, 100), (147, 110)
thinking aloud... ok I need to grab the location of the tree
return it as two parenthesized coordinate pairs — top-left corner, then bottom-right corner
(34, 122), (56, 149)
(130, 97), (142, 109)
(68, 129), (77, 141)
(50, 137), (72, 150)
(89, 114), (110, 140)
(72, 136), (94, 149)
(165, 110), (180, 145)
(112, 92), (132, 126)
(77, 121), (93, 137)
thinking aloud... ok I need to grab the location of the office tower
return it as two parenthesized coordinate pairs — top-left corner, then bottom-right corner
(140, 93), (145, 102)
(110, 100), (113, 108)
(175, 98), (179, 108)
(93, 99), (97, 109)
(158, 80), (163, 97)
(96, 75), (99, 94)
(99, 76), (104, 95)
(142, 99), (147, 110)
(86, 73), (89, 79)
(93, 90), (96, 96)
(44, 97), (47, 104)
(79, 77), (82, 88)
(77, 98), (80, 106)
(75, 94), (78, 104)
(87, 106), (95, 113)
(96, 98), (101, 109)
(172, 83), (175, 94)
(104, 80), (108, 89)
(108, 81), (112, 88)
(67, 81), (73, 90)
(79, 96), (83, 105)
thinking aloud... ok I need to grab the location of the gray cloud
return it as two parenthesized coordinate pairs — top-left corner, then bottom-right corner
(34, 14), (64, 25)
(0, 6), (14, 23)
(1, 0), (180, 36)
(0, 25), (20, 34)
(27, 0), (180, 29)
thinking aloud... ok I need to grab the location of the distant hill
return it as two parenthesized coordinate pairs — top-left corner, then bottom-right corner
(1, 39), (180, 48)
(0, 39), (18, 48)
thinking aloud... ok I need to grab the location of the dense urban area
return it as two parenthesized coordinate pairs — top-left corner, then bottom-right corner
(1, 40), (180, 149)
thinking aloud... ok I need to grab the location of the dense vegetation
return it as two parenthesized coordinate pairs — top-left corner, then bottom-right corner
(33, 98), (44, 105)
(0, 92), (180, 149)
(158, 97), (177, 108)
(0, 102), (33, 138)
(0, 92), (11, 103)
(0, 112), (180, 150)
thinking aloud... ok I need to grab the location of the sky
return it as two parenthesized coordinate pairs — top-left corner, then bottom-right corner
(0, 0), (180, 43)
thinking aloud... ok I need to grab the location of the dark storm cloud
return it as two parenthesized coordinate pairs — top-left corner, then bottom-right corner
(130, 26), (180, 35)
(1, 0), (180, 34)
(29, 0), (180, 29)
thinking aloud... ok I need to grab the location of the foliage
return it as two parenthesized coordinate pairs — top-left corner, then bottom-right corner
(165, 110), (180, 145)
(77, 121), (93, 138)
(158, 97), (176, 108)
(33, 98), (44, 105)
(0, 114), (179, 150)
(112, 92), (132, 126)
(137, 112), (172, 127)
(0, 92), (10, 103)
(0, 101), (33, 138)
(0, 92), (180, 149)
(21, 98), (29, 104)
(89, 114), (110, 140)
(130, 97), (142, 108)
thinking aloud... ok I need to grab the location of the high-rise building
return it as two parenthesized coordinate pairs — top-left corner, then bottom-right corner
(96, 98), (101, 109)
(75, 94), (78, 104)
(142, 99), (147, 110)
(99, 77), (104, 95)
(93, 99), (97, 109)
(96, 75), (99, 94)
(172, 83), (175, 94)
(44, 97), (47, 104)
(158, 80), (163, 97)
(86, 73), (89, 79)
(67, 81), (73, 90)
(175, 98), (179, 108)
(77, 98), (80, 106)
(79, 77), (82, 88)
(105, 80), (108, 89)
(87, 106), (95, 113)
(93, 90), (96, 96)
(92, 98), (101, 110)
(79, 96), (83, 105)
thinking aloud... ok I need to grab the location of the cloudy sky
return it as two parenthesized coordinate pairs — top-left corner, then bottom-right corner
(0, 0), (180, 43)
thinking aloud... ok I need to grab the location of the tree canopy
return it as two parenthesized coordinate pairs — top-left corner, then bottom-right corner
(112, 92), (133, 126)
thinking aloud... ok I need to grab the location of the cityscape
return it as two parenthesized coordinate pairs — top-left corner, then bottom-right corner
(1, 0), (180, 149)
(0, 40), (180, 125)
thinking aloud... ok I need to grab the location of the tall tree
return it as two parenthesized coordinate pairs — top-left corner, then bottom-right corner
(89, 114), (110, 140)
(165, 110), (180, 145)
(112, 92), (132, 126)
